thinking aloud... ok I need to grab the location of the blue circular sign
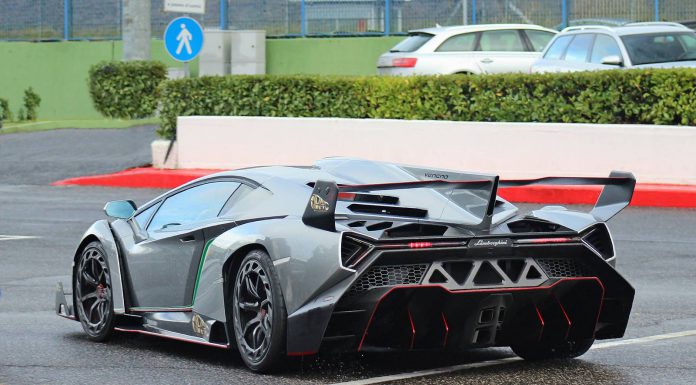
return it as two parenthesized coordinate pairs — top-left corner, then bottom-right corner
(164, 17), (204, 62)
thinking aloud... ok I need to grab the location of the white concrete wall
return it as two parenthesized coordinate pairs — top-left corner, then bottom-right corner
(176, 116), (696, 184)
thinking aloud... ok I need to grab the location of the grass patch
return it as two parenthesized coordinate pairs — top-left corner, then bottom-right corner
(0, 118), (159, 135)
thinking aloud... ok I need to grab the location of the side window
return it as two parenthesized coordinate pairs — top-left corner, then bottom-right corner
(478, 30), (525, 52)
(148, 181), (240, 231)
(219, 184), (256, 217)
(544, 35), (573, 59)
(526, 30), (556, 52)
(591, 34), (622, 64)
(134, 203), (158, 229)
(564, 34), (595, 63)
(436, 33), (476, 52)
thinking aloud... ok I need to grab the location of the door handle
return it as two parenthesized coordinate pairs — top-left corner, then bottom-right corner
(179, 235), (196, 243)
(480, 58), (494, 64)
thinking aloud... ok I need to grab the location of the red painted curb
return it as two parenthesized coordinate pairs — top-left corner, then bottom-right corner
(51, 168), (696, 208)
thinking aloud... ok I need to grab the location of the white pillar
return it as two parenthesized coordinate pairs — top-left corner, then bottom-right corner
(122, 0), (151, 61)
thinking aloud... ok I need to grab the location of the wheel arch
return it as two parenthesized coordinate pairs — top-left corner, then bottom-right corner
(71, 220), (127, 315)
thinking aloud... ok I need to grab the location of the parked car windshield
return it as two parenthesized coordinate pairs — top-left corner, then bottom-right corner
(390, 32), (434, 52)
(621, 32), (696, 65)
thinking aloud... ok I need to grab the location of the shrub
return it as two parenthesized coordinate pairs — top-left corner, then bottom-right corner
(89, 61), (168, 119)
(23, 87), (41, 121)
(157, 69), (696, 139)
(0, 98), (11, 123)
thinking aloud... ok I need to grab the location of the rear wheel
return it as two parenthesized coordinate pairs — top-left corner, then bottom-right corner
(232, 249), (287, 372)
(512, 338), (595, 361)
(74, 241), (115, 342)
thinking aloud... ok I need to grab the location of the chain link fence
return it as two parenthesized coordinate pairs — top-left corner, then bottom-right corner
(1, 0), (696, 41)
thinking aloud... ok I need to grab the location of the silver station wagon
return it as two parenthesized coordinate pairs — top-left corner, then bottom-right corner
(377, 24), (557, 76)
(532, 22), (696, 73)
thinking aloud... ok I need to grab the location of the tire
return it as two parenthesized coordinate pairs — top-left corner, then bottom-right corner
(512, 338), (595, 361)
(231, 249), (287, 373)
(74, 241), (116, 342)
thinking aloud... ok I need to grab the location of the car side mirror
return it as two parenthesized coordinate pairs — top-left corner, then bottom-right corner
(601, 55), (623, 66)
(104, 200), (137, 219)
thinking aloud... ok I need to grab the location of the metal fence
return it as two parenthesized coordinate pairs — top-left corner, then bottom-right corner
(2, 0), (696, 41)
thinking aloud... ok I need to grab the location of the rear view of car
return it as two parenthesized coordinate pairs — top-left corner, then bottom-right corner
(377, 24), (556, 76)
(532, 22), (696, 73)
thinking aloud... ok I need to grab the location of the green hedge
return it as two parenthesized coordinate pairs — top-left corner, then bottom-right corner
(89, 61), (167, 119)
(157, 69), (696, 139)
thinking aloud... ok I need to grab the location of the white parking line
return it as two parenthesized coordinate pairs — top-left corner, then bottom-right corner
(0, 235), (40, 241)
(331, 329), (696, 385)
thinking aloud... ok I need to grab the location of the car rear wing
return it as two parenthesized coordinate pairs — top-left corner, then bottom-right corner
(302, 178), (499, 232)
(301, 171), (635, 232)
(499, 171), (636, 221)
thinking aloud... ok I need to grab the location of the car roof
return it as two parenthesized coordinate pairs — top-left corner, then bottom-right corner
(559, 22), (693, 37)
(411, 23), (556, 36)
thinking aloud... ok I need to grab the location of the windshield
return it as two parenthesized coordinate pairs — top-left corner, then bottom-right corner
(390, 33), (434, 53)
(621, 32), (696, 65)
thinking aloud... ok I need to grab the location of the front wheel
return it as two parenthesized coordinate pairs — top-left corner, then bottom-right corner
(512, 338), (595, 361)
(232, 249), (287, 373)
(74, 241), (115, 342)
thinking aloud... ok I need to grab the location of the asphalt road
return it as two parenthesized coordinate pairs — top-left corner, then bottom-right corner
(0, 126), (156, 185)
(1, 127), (696, 384)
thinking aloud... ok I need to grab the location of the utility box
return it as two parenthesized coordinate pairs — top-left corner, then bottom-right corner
(230, 30), (266, 75)
(200, 29), (232, 76)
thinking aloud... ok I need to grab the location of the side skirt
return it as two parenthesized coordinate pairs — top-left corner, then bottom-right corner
(115, 311), (231, 350)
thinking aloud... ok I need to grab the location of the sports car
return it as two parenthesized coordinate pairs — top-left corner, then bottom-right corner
(56, 157), (636, 372)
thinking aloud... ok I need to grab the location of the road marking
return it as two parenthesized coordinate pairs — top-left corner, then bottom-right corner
(331, 329), (696, 385)
(0, 235), (39, 241)
(591, 329), (696, 350)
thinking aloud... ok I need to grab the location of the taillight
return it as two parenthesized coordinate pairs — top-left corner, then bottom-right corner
(392, 57), (418, 68)
(409, 241), (432, 249)
(516, 237), (574, 244)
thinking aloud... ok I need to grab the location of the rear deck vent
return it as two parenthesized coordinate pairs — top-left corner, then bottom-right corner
(366, 222), (393, 231)
(384, 223), (448, 238)
(508, 219), (566, 233)
(348, 221), (366, 228)
(348, 264), (429, 295)
(348, 204), (427, 218)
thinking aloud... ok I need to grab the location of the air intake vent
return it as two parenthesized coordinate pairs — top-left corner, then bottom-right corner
(535, 258), (591, 278)
(582, 225), (614, 259)
(348, 264), (429, 295)
(348, 204), (427, 218)
(341, 236), (372, 268)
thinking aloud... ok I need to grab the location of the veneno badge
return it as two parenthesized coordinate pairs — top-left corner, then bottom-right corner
(310, 194), (330, 212)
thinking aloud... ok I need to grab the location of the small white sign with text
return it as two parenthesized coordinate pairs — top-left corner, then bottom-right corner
(164, 0), (206, 14)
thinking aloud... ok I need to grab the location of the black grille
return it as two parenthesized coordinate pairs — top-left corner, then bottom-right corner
(535, 258), (591, 278)
(348, 264), (429, 295)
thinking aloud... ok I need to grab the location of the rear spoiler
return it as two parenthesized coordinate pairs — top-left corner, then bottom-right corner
(301, 171), (635, 232)
(499, 171), (636, 221)
(302, 178), (498, 232)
